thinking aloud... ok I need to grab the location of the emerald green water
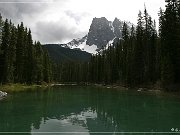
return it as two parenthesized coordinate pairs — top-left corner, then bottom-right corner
(0, 86), (180, 134)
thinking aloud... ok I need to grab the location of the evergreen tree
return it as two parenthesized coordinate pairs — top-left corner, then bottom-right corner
(122, 22), (129, 84)
(16, 22), (25, 83)
(0, 14), (3, 83)
(161, 54), (174, 90)
(34, 41), (44, 84)
(8, 23), (16, 82)
(143, 8), (150, 83)
(126, 25), (135, 85)
(149, 20), (157, 83)
(0, 13), (3, 45)
(1, 19), (11, 83)
(0, 14), (53, 84)
(156, 8), (164, 82)
(23, 27), (28, 82)
(115, 40), (123, 83)
(160, 0), (179, 88)
(26, 29), (34, 84)
(133, 11), (145, 85)
(43, 49), (51, 83)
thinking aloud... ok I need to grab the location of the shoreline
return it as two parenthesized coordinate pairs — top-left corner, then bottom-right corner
(0, 81), (176, 91)
(0, 82), (179, 95)
(52, 83), (165, 94)
(0, 82), (172, 92)
(0, 83), (51, 93)
(0, 83), (52, 100)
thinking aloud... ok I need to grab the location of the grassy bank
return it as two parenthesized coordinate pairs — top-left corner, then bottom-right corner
(0, 83), (50, 93)
(1, 82), (179, 95)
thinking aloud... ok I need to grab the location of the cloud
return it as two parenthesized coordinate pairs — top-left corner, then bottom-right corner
(65, 10), (91, 24)
(0, 0), (89, 43)
(35, 19), (87, 44)
(0, 0), (166, 44)
(0, 2), (48, 24)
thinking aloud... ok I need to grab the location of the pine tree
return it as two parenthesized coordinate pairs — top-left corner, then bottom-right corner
(122, 22), (129, 84)
(26, 29), (34, 84)
(156, 8), (164, 82)
(43, 49), (51, 83)
(126, 25), (135, 85)
(34, 41), (44, 84)
(0, 14), (3, 83)
(0, 13), (3, 45)
(1, 19), (11, 83)
(161, 54), (174, 90)
(0, 15), (54, 84)
(143, 8), (150, 83)
(16, 22), (25, 83)
(8, 23), (16, 82)
(160, 0), (179, 88)
(149, 20), (157, 83)
(133, 11), (145, 85)
(23, 27), (29, 82)
(115, 39), (123, 83)
(175, 0), (180, 83)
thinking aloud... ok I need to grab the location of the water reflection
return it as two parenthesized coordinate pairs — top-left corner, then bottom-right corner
(0, 86), (180, 134)
(32, 109), (96, 134)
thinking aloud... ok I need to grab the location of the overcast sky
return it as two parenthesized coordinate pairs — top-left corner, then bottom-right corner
(0, 0), (166, 44)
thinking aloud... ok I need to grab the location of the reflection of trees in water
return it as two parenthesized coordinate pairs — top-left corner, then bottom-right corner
(91, 90), (180, 132)
(0, 86), (180, 133)
(0, 87), (93, 132)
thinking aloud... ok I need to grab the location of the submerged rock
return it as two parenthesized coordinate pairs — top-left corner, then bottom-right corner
(0, 91), (7, 97)
(137, 88), (147, 92)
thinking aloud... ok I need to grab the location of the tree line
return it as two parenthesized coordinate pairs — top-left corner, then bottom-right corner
(0, 15), (52, 84)
(56, 0), (180, 91)
(0, 0), (180, 91)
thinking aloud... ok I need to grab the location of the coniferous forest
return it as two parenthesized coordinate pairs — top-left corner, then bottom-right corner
(0, 0), (180, 91)
(0, 17), (52, 84)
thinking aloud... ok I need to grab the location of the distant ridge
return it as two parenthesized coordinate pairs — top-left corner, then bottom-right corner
(43, 44), (92, 63)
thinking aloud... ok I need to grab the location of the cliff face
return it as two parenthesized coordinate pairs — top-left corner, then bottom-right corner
(113, 17), (124, 38)
(86, 17), (114, 50)
(61, 17), (133, 54)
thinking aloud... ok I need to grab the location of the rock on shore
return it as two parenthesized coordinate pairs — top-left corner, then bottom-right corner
(0, 91), (7, 100)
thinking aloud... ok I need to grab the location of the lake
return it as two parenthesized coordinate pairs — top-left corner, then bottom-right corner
(0, 86), (180, 134)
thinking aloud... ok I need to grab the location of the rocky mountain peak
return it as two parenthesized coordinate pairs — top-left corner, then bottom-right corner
(61, 17), (133, 54)
(113, 18), (123, 38)
(86, 17), (114, 50)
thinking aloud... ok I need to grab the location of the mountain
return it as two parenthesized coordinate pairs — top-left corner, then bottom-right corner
(44, 17), (133, 62)
(86, 17), (114, 51)
(43, 44), (92, 63)
(62, 17), (133, 54)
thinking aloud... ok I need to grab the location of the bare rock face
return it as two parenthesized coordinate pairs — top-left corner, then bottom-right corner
(59, 17), (133, 54)
(113, 17), (124, 38)
(67, 35), (87, 49)
(86, 17), (114, 50)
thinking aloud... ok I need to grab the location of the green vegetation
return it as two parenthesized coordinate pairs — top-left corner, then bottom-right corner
(0, 16), (53, 85)
(0, 0), (180, 92)
(43, 44), (91, 63)
(0, 83), (50, 92)
(54, 0), (180, 91)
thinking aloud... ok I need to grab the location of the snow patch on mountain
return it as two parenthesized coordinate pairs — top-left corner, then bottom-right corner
(58, 17), (134, 54)
(109, 22), (115, 33)
(66, 36), (98, 54)
(71, 40), (98, 54)
(83, 44), (98, 54)
(106, 38), (116, 49)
